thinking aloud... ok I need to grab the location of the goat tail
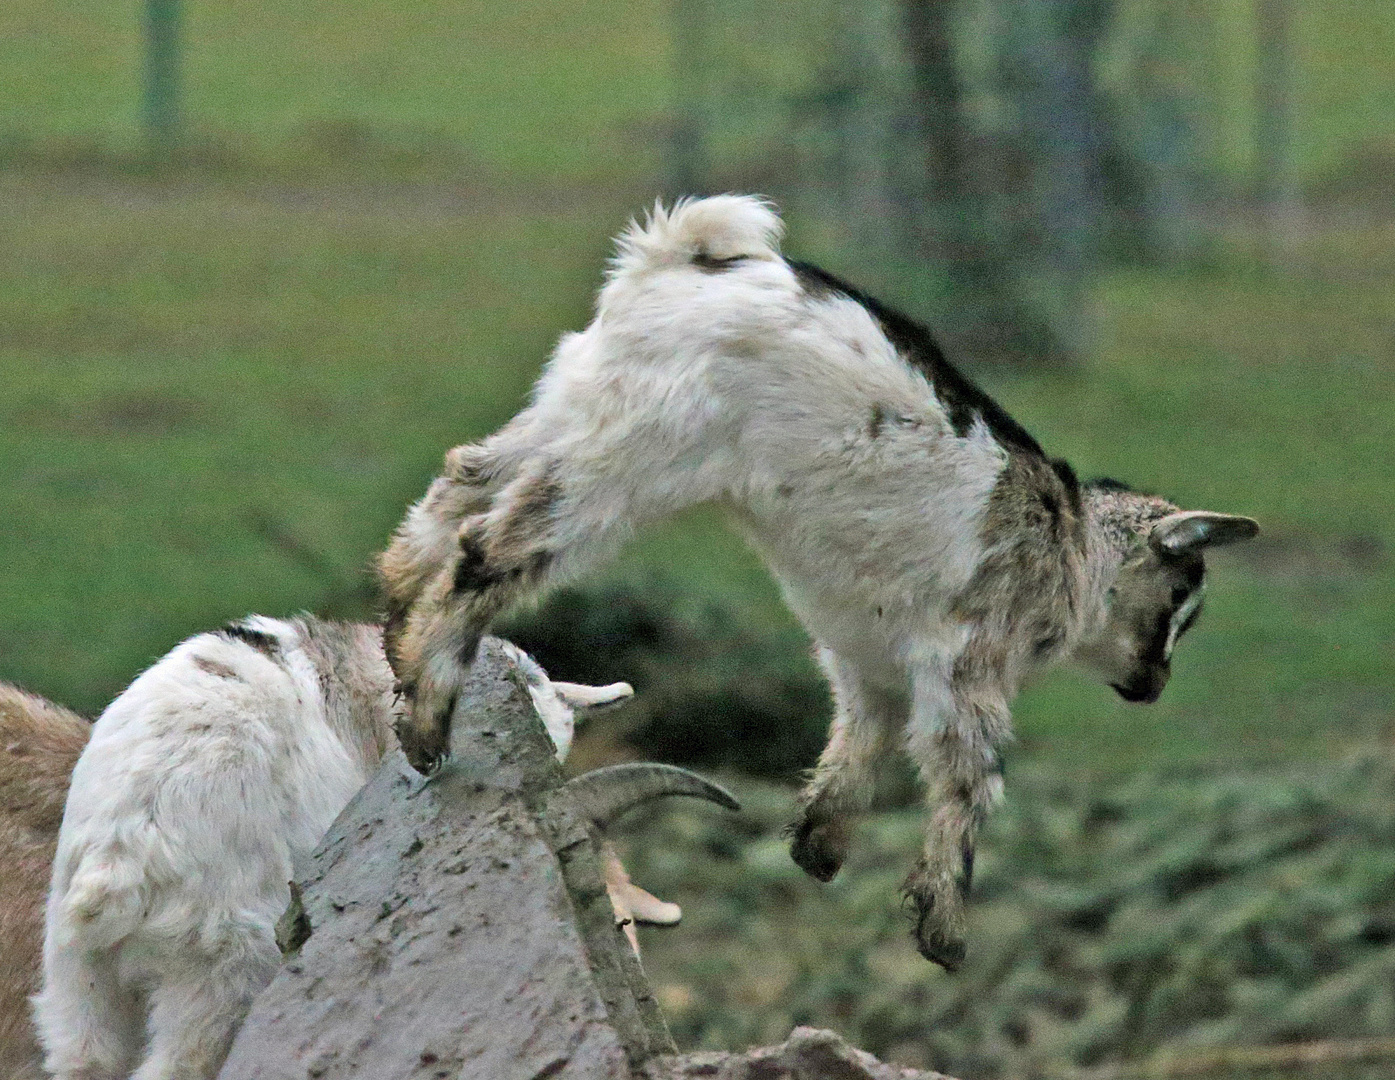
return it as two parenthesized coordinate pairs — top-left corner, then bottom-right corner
(609, 194), (784, 278)
(58, 843), (146, 949)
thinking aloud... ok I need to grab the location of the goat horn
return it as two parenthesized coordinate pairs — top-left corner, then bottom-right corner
(562, 763), (740, 830)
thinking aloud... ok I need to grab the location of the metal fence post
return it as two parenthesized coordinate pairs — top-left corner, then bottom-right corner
(1256, 0), (1302, 264)
(143, 0), (182, 154)
(670, 0), (708, 197)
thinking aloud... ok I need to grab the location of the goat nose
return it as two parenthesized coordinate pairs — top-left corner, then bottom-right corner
(1111, 675), (1166, 704)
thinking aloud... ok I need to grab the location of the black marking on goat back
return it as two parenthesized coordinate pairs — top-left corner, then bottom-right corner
(1087, 475), (1134, 493)
(1050, 459), (1081, 509)
(693, 251), (749, 273)
(219, 622), (281, 657)
(788, 260), (1046, 458)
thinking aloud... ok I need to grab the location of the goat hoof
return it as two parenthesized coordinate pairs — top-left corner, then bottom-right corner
(788, 815), (847, 882)
(907, 887), (968, 972)
(396, 701), (454, 775)
(915, 925), (966, 972)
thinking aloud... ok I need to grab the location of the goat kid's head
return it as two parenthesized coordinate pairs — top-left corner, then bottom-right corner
(1074, 490), (1259, 704)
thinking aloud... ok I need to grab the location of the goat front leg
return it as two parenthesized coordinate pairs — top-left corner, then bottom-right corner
(385, 457), (565, 771)
(789, 649), (903, 882)
(903, 654), (1010, 971)
(380, 440), (502, 663)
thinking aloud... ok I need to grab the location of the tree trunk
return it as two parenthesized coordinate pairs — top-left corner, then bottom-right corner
(1007, 0), (1110, 354)
(901, 0), (1073, 367)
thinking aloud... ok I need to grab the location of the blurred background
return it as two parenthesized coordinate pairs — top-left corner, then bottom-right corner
(1, 1), (1391, 1076)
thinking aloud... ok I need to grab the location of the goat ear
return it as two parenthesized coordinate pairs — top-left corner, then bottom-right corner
(551, 680), (634, 712)
(1149, 511), (1260, 556)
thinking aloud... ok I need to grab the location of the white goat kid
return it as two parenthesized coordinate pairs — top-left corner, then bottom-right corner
(378, 195), (1259, 969)
(34, 617), (642, 1080)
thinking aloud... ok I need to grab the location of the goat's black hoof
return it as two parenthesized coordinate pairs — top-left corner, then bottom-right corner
(395, 705), (453, 776)
(788, 816), (847, 883)
(915, 928), (966, 972)
(908, 889), (968, 972)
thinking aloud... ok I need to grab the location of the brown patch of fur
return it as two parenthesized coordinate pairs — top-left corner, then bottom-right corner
(0, 821), (58, 1079)
(443, 440), (503, 484)
(0, 684), (89, 838)
(379, 467), (498, 611)
(487, 464), (562, 570)
(0, 683), (90, 1077)
(293, 619), (399, 769)
(192, 655), (240, 681)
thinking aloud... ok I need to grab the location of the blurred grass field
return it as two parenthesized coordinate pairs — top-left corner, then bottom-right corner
(1, 170), (1389, 776)
(2, 4), (1390, 774)
(4, 0), (1395, 182)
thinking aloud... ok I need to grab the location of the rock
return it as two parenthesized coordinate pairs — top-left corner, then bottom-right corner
(218, 639), (659, 1080)
(641, 1027), (955, 1080)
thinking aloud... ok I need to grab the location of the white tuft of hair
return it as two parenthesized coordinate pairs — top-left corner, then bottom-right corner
(609, 194), (784, 278)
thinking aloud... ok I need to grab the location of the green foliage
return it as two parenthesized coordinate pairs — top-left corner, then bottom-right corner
(618, 756), (1395, 1077)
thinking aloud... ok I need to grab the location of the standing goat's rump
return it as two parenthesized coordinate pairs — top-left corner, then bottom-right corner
(0, 683), (90, 1080)
(379, 194), (1259, 969)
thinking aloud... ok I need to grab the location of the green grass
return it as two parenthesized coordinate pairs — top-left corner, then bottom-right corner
(0, 174), (606, 708)
(3, 1), (1394, 184)
(0, 0), (672, 182)
(0, 170), (1390, 778)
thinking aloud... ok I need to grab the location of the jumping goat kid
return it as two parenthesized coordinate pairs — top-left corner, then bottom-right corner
(379, 195), (1259, 969)
(34, 617), (710, 1080)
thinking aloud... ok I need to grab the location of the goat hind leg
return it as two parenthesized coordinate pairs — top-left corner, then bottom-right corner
(34, 947), (143, 1080)
(131, 946), (278, 1080)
